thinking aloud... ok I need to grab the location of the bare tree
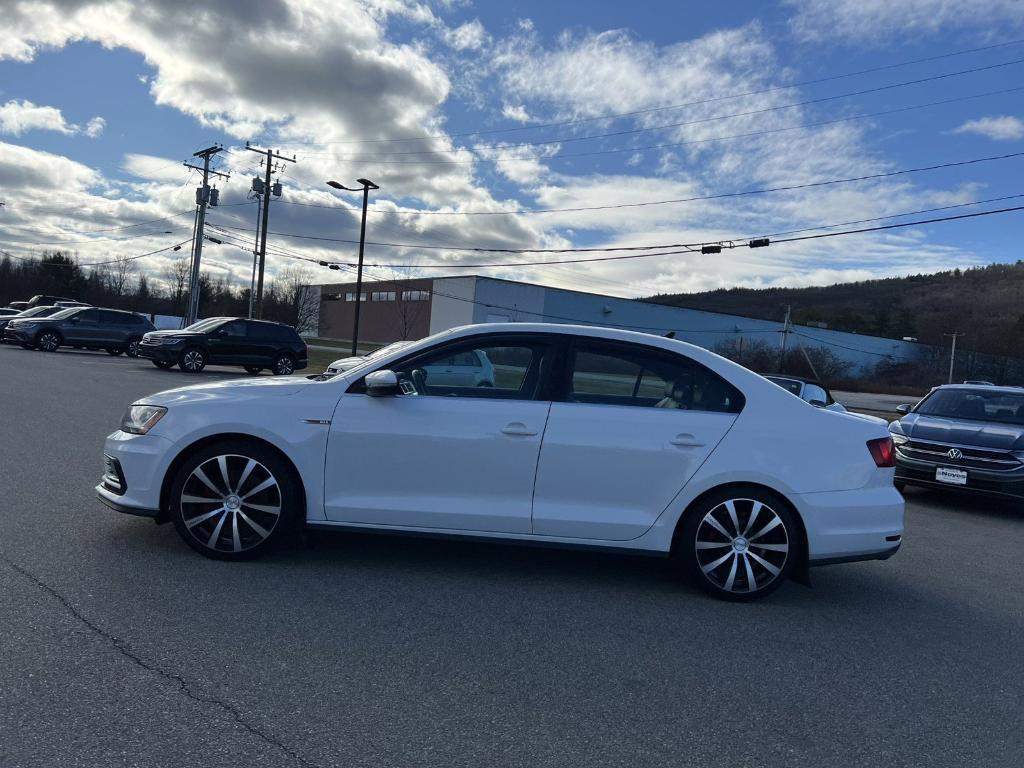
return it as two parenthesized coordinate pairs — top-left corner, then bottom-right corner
(107, 253), (137, 298)
(162, 256), (191, 315)
(274, 265), (318, 332)
(394, 289), (427, 340)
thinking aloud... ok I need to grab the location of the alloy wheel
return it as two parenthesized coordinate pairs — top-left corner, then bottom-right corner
(694, 498), (789, 594)
(179, 454), (282, 554)
(273, 356), (294, 375)
(182, 349), (205, 372)
(127, 339), (141, 357)
(38, 332), (60, 352)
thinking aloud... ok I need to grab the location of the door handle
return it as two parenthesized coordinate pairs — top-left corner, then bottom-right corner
(670, 433), (705, 448)
(502, 422), (538, 437)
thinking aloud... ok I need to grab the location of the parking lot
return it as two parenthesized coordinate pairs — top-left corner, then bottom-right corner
(1, 343), (1021, 768)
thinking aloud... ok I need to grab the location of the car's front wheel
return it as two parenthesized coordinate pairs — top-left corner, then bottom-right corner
(36, 331), (61, 352)
(179, 347), (206, 373)
(126, 338), (142, 358)
(677, 488), (797, 601)
(168, 440), (300, 560)
(271, 354), (295, 376)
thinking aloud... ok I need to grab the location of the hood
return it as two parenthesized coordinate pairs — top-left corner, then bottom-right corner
(899, 413), (1024, 451)
(141, 375), (316, 406)
(144, 329), (204, 339)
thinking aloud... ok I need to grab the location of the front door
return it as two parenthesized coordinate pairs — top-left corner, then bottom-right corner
(206, 319), (248, 364)
(323, 337), (554, 533)
(532, 340), (741, 541)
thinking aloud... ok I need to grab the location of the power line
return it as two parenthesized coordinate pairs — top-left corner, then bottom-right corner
(1, 240), (192, 268)
(283, 57), (1024, 158)
(209, 192), (1024, 256)
(258, 150), (1024, 218)
(269, 37), (1024, 148)
(0, 223), (193, 247)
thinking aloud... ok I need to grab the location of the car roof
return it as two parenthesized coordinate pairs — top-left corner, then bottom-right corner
(933, 384), (1023, 395)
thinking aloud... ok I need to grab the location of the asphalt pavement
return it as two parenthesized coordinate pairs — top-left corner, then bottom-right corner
(1, 344), (1022, 768)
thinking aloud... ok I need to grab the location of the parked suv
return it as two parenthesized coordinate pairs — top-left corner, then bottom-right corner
(4, 307), (155, 355)
(138, 317), (308, 375)
(26, 294), (79, 308)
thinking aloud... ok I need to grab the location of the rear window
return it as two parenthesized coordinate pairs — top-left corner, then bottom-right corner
(916, 389), (1024, 425)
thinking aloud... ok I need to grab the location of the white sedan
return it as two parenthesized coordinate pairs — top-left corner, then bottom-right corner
(97, 323), (903, 601)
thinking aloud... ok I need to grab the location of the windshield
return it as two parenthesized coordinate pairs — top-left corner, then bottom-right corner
(367, 340), (412, 358)
(18, 305), (57, 318)
(915, 388), (1024, 426)
(48, 307), (82, 320)
(183, 317), (227, 332)
(765, 376), (803, 396)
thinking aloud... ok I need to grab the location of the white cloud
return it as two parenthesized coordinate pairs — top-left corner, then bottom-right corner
(0, 99), (105, 138)
(121, 153), (184, 182)
(954, 115), (1024, 141)
(501, 104), (530, 122)
(445, 19), (488, 51)
(786, 0), (1024, 43)
(0, 99), (76, 136)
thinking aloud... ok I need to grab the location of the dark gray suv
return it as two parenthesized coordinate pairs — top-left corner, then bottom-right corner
(890, 384), (1024, 501)
(4, 307), (156, 356)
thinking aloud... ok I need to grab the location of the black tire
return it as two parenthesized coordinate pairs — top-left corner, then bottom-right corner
(106, 348), (124, 356)
(168, 439), (300, 560)
(244, 366), (263, 375)
(126, 338), (142, 358)
(152, 359), (174, 369)
(179, 346), (206, 373)
(271, 354), (295, 376)
(36, 331), (61, 352)
(676, 487), (798, 602)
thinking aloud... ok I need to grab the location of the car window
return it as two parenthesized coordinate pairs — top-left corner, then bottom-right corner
(221, 320), (247, 337)
(74, 309), (100, 323)
(98, 310), (128, 324)
(388, 341), (546, 400)
(568, 342), (744, 413)
(803, 383), (828, 404)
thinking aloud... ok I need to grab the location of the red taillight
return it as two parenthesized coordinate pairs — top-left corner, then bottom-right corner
(867, 437), (896, 468)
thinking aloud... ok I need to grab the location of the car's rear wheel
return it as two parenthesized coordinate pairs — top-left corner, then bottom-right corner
(179, 347), (206, 373)
(152, 359), (174, 369)
(678, 488), (797, 601)
(168, 441), (299, 560)
(126, 338), (142, 358)
(106, 348), (123, 356)
(271, 354), (295, 376)
(36, 331), (61, 352)
(244, 366), (263, 375)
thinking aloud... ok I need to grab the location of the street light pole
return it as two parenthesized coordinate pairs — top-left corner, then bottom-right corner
(327, 178), (378, 356)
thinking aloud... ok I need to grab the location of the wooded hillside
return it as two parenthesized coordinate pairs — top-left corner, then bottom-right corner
(648, 262), (1024, 359)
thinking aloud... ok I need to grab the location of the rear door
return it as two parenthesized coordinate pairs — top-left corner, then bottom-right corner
(243, 321), (276, 365)
(531, 339), (743, 541)
(97, 310), (131, 345)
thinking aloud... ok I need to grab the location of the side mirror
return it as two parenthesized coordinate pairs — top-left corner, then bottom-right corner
(895, 404), (911, 415)
(365, 369), (400, 397)
(212, 329), (227, 337)
(808, 399), (827, 408)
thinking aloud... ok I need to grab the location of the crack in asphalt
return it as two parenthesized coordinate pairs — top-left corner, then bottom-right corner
(1, 554), (322, 768)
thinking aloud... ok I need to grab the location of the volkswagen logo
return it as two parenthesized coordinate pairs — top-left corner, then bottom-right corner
(947, 448), (964, 460)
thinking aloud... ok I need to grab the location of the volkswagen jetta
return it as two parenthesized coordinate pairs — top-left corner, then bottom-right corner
(96, 323), (903, 600)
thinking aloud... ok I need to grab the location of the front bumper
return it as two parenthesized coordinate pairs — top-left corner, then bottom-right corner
(796, 485), (905, 565)
(4, 327), (32, 344)
(895, 453), (1024, 499)
(137, 343), (182, 363)
(95, 430), (174, 518)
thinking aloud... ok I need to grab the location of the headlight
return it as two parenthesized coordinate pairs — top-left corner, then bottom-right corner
(120, 404), (167, 435)
(890, 433), (909, 446)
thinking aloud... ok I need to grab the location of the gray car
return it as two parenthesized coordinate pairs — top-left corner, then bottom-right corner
(4, 306), (155, 356)
(889, 384), (1024, 501)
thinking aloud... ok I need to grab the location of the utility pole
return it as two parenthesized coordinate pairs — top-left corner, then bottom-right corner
(183, 146), (229, 326)
(248, 199), (263, 319)
(245, 144), (295, 318)
(778, 304), (792, 373)
(945, 332), (964, 384)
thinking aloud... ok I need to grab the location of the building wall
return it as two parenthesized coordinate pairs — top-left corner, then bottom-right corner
(317, 278), (433, 343)
(428, 276), (477, 334)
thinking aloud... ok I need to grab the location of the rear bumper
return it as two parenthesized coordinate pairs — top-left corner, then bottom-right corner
(795, 485), (905, 565)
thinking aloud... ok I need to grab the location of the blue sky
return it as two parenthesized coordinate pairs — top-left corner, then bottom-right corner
(0, 0), (1022, 297)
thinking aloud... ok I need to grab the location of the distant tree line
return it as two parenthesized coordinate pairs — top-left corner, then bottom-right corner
(0, 251), (315, 330)
(650, 261), (1024, 361)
